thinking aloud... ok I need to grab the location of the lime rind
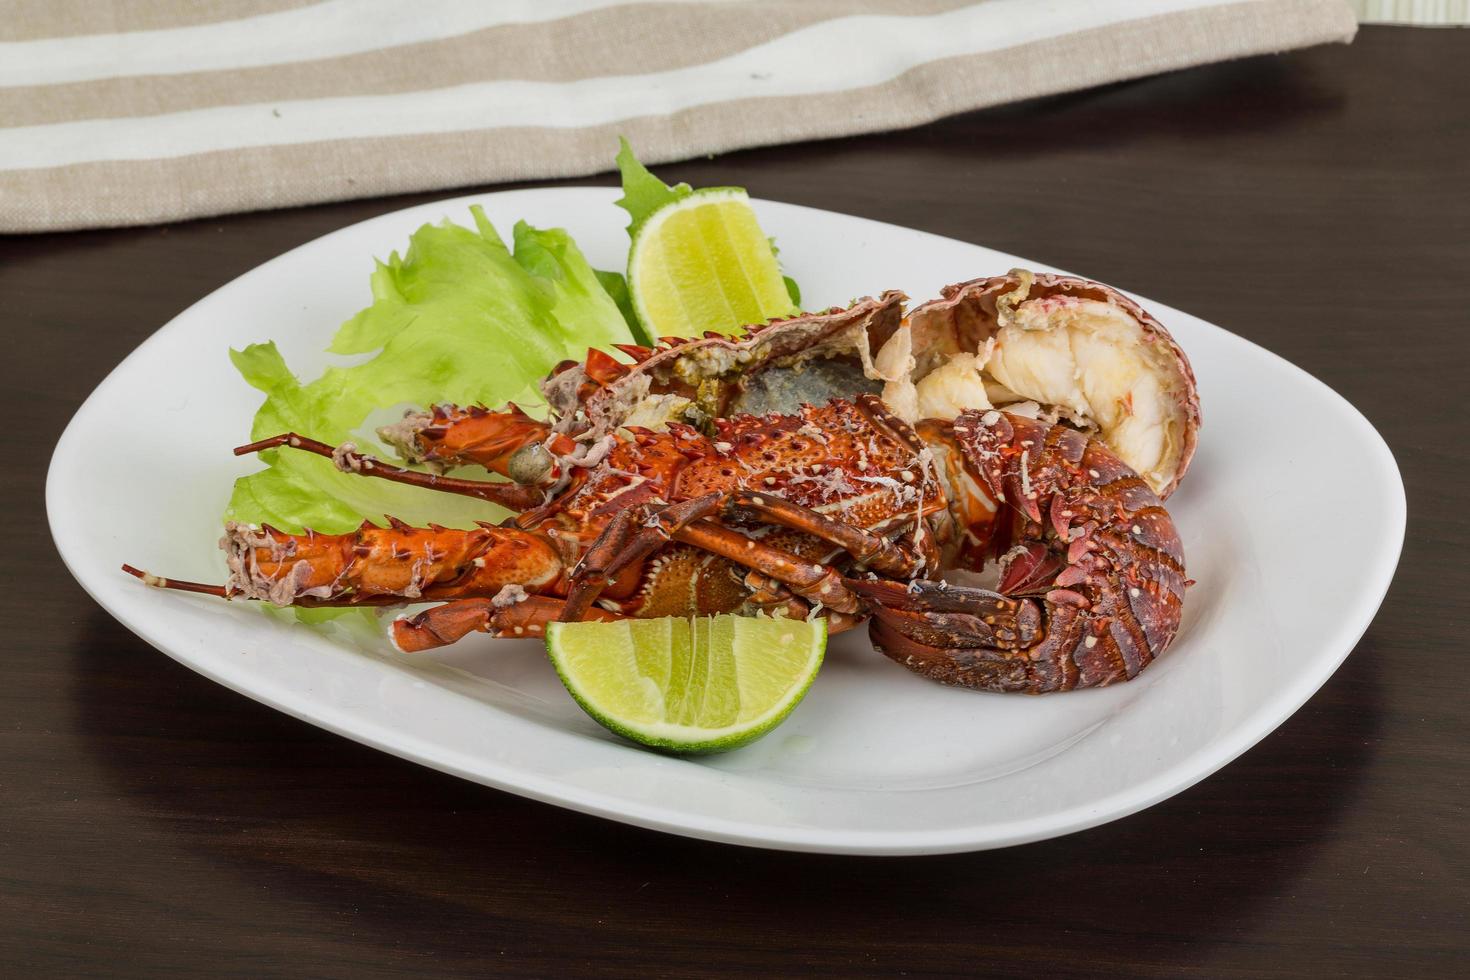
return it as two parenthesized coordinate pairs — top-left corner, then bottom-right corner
(627, 188), (798, 340)
(546, 616), (826, 756)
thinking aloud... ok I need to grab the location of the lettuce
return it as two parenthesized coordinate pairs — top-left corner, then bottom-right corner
(225, 206), (635, 543)
(593, 267), (643, 342)
(614, 137), (694, 239)
(224, 146), (801, 626)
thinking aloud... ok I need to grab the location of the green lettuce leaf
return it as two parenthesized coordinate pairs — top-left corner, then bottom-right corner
(767, 238), (801, 307)
(226, 205), (635, 565)
(613, 136), (692, 239)
(783, 275), (802, 307)
(593, 267), (646, 344)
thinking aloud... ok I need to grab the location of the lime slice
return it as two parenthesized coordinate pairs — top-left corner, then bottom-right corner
(628, 188), (798, 338)
(545, 614), (826, 755)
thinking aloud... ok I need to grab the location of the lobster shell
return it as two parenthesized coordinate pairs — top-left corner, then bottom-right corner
(545, 291), (907, 443)
(907, 272), (1201, 499)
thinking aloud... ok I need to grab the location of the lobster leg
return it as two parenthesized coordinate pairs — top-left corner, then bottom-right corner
(672, 521), (864, 614)
(123, 564), (418, 607)
(390, 595), (623, 653)
(559, 495), (725, 621)
(725, 489), (927, 577)
(377, 403), (576, 485)
(390, 492), (892, 648)
(558, 493), (871, 620)
(562, 492), (896, 622)
(738, 568), (867, 634)
(739, 570), (807, 619)
(235, 433), (545, 511)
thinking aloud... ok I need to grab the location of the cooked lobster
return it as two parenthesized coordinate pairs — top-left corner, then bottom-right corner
(127, 272), (1197, 693)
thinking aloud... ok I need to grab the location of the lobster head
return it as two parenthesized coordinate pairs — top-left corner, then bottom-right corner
(543, 292), (907, 444)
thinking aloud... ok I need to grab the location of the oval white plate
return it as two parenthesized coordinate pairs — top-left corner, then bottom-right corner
(48, 187), (1404, 854)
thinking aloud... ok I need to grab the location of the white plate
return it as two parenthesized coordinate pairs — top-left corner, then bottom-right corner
(47, 187), (1404, 854)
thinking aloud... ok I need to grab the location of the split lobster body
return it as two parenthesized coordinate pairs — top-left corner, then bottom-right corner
(227, 396), (955, 627)
(131, 275), (1195, 693)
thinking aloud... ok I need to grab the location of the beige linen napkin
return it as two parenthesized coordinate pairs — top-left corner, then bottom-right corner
(0, 0), (1356, 233)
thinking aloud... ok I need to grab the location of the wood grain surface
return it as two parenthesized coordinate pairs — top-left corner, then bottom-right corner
(2, 26), (1465, 979)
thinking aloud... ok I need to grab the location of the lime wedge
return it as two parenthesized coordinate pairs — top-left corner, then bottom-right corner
(545, 614), (826, 755)
(628, 188), (798, 339)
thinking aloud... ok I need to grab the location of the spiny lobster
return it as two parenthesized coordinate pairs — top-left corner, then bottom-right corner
(127, 273), (1197, 693)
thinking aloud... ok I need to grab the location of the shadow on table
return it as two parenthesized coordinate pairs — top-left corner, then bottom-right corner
(68, 604), (1384, 974)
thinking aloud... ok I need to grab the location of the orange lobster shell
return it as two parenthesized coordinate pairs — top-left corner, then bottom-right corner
(129, 277), (1195, 693)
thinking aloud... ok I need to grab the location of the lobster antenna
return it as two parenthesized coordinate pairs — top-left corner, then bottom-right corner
(120, 564), (230, 598)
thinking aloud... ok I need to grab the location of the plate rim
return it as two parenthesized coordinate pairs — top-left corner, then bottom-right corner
(46, 186), (1407, 855)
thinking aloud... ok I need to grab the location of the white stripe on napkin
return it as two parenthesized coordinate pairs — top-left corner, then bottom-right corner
(0, 0), (713, 88)
(0, 0), (1284, 171)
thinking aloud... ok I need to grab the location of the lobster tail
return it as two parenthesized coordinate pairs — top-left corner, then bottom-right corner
(854, 411), (1187, 693)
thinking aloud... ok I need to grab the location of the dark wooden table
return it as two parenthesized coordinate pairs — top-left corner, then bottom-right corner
(4, 26), (1466, 978)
